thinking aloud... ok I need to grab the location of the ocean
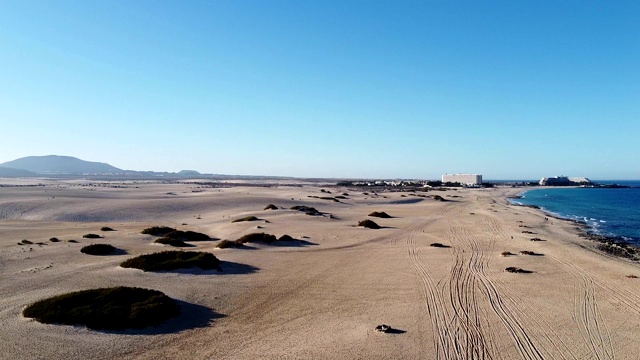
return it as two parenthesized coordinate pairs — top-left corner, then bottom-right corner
(512, 181), (640, 245)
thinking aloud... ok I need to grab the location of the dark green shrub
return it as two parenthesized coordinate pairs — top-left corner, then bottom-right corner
(154, 238), (190, 247)
(264, 204), (278, 210)
(141, 226), (176, 236)
(357, 220), (380, 229)
(120, 251), (221, 271)
(49, 237), (60, 242)
(21, 239), (33, 245)
(368, 211), (392, 218)
(216, 240), (244, 249)
(290, 206), (321, 216)
(82, 234), (102, 239)
(163, 230), (210, 241)
(22, 287), (180, 330)
(232, 216), (259, 223)
(278, 234), (295, 242)
(81, 244), (117, 255)
(100, 227), (115, 231)
(236, 233), (277, 244)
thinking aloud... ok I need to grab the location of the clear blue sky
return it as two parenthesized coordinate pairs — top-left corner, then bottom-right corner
(1, 1), (638, 179)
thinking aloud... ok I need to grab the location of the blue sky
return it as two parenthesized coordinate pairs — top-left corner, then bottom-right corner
(0, 1), (638, 179)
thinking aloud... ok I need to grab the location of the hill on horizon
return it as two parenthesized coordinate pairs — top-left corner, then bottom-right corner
(0, 155), (124, 174)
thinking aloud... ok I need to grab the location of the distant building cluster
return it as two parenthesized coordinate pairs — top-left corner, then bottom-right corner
(441, 174), (483, 186)
(539, 176), (592, 186)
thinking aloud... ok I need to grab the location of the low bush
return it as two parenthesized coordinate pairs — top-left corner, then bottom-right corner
(81, 244), (117, 255)
(21, 239), (33, 245)
(368, 211), (392, 218)
(278, 234), (295, 242)
(141, 226), (176, 236)
(232, 216), (259, 223)
(83, 234), (102, 239)
(100, 227), (115, 232)
(236, 233), (278, 244)
(290, 205), (321, 215)
(163, 230), (210, 241)
(505, 267), (532, 273)
(154, 238), (190, 247)
(216, 240), (244, 249)
(357, 220), (381, 229)
(264, 204), (278, 210)
(49, 237), (60, 243)
(120, 251), (221, 272)
(519, 251), (537, 255)
(22, 287), (180, 330)
(501, 251), (515, 256)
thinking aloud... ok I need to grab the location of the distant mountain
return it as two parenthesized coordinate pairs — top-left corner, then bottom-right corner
(0, 167), (38, 177)
(0, 155), (124, 174)
(178, 170), (201, 176)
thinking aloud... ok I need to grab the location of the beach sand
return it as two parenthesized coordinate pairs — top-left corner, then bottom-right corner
(1, 179), (638, 359)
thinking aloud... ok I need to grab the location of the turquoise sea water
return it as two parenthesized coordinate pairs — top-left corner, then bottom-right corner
(513, 181), (640, 245)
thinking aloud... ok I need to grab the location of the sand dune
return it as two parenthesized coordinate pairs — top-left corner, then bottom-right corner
(0, 180), (638, 359)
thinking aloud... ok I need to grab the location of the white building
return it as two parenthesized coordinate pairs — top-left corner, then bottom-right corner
(441, 174), (483, 186)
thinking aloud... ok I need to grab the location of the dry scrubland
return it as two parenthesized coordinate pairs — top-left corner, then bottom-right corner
(1, 179), (639, 359)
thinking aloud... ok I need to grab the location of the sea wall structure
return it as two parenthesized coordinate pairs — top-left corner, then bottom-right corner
(441, 173), (483, 185)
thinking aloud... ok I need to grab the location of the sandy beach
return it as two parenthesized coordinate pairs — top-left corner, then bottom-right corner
(1, 179), (639, 359)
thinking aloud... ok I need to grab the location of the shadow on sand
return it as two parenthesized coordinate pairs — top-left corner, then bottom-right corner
(110, 300), (226, 335)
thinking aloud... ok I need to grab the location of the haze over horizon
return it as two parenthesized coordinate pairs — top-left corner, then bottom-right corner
(1, 1), (638, 179)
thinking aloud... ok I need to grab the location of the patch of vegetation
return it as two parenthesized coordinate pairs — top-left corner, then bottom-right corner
(278, 234), (295, 242)
(49, 237), (60, 243)
(81, 244), (118, 255)
(21, 239), (33, 245)
(236, 232), (278, 244)
(264, 204), (278, 210)
(141, 226), (176, 236)
(232, 216), (259, 223)
(290, 205), (322, 216)
(67, 240), (78, 243)
(216, 240), (245, 249)
(530, 238), (545, 242)
(519, 251), (539, 256)
(22, 286), (180, 330)
(100, 227), (115, 232)
(431, 195), (447, 201)
(154, 238), (190, 247)
(163, 230), (210, 241)
(120, 251), (221, 272)
(501, 251), (515, 256)
(505, 267), (532, 273)
(82, 234), (102, 239)
(368, 211), (392, 218)
(358, 220), (381, 229)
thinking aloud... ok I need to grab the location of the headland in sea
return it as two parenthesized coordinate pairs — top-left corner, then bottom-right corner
(0, 178), (639, 359)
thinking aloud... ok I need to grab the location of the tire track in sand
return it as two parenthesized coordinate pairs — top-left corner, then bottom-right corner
(549, 255), (616, 360)
(448, 220), (543, 360)
(406, 230), (457, 359)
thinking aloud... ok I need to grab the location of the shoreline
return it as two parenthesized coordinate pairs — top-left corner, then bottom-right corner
(508, 187), (640, 262)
